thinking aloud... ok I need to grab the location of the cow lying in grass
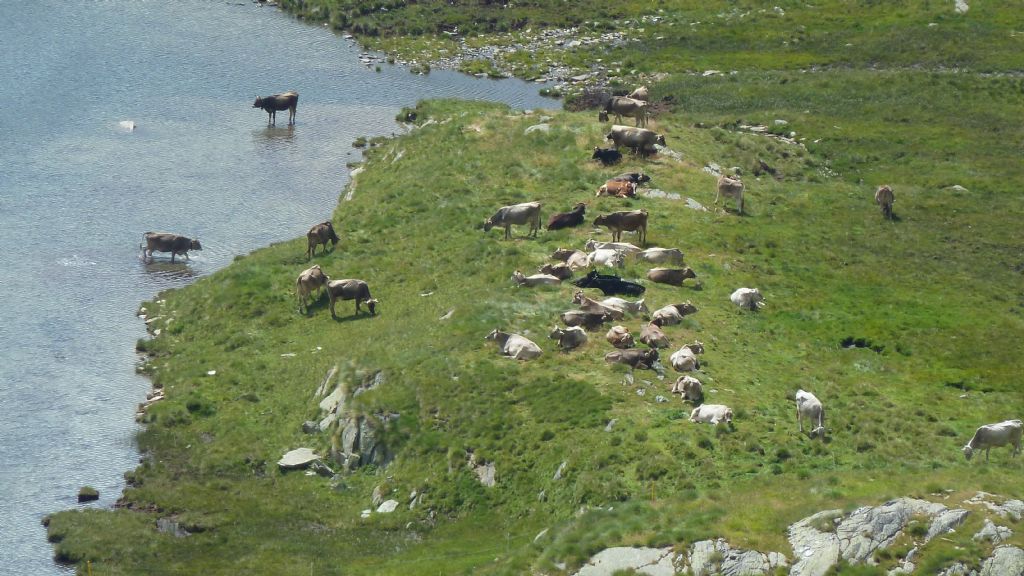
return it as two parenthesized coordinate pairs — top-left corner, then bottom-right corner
(485, 329), (542, 360)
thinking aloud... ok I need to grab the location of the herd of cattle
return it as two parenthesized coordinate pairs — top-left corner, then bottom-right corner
(136, 89), (1015, 462)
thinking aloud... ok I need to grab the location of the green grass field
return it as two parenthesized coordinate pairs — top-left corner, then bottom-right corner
(46, 2), (1024, 574)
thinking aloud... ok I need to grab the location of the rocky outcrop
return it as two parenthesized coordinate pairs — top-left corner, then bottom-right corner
(573, 547), (674, 576)
(980, 546), (1024, 576)
(967, 492), (1024, 521)
(687, 539), (787, 575)
(333, 413), (394, 471)
(974, 519), (1013, 544)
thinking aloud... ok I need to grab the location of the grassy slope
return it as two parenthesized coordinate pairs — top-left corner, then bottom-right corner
(46, 2), (1024, 575)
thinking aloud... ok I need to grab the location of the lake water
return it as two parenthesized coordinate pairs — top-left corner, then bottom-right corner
(0, 1), (558, 572)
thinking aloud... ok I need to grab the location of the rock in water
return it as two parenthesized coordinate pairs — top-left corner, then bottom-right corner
(77, 486), (99, 503)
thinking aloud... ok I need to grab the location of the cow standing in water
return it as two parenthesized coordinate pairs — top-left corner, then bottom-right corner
(253, 91), (299, 125)
(142, 232), (202, 263)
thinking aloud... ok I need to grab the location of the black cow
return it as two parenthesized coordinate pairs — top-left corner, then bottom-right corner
(612, 172), (652, 185)
(142, 232), (202, 263)
(546, 203), (587, 231)
(572, 270), (645, 296)
(253, 91), (299, 125)
(592, 147), (622, 166)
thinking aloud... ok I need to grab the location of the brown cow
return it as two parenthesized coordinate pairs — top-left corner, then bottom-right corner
(253, 91), (299, 125)
(639, 322), (670, 349)
(604, 348), (658, 369)
(875, 185), (894, 220)
(647, 267), (697, 286)
(142, 232), (202, 263)
(605, 325), (635, 349)
(327, 279), (378, 318)
(596, 180), (637, 198)
(547, 203), (587, 231)
(306, 221), (340, 259)
(594, 209), (648, 245)
(295, 265), (329, 313)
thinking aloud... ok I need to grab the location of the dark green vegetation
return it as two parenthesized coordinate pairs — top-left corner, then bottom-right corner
(48, 2), (1024, 574)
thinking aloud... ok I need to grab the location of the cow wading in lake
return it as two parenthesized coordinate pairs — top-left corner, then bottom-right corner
(253, 90), (299, 125)
(141, 232), (202, 263)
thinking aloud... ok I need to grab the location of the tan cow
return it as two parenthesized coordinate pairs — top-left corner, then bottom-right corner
(596, 180), (637, 198)
(605, 325), (635, 349)
(295, 264), (329, 313)
(594, 209), (648, 245)
(715, 174), (745, 214)
(874, 185), (894, 220)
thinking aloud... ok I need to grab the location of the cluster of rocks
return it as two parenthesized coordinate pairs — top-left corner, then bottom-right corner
(571, 494), (1024, 575)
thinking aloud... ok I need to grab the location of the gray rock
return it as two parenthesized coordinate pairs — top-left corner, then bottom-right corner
(302, 420), (319, 434)
(974, 519), (1013, 544)
(156, 518), (189, 538)
(574, 546), (674, 576)
(641, 189), (682, 201)
(524, 123), (551, 135)
(980, 546), (1024, 576)
(376, 499), (399, 514)
(947, 184), (969, 192)
(277, 448), (319, 470)
(688, 539), (787, 575)
(685, 197), (708, 211)
(938, 563), (976, 576)
(926, 508), (969, 540)
(789, 510), (842, 576)
(967, 492), (1024, 521)
(604, 419), (617, 432)
(836, 498), (945, 564)
(955, 0), (969, 14)
(553, 461), (567, 481)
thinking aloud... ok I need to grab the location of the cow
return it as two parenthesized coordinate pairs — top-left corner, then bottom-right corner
(326, 279), (378, 318)
(604, 348), (659, 369)
(572, 290), (625, 320)
(599, 297), (649, 317)
(588, 248), (626, 268)
(142, 232), (202, 263)
(295, 265), (329, 313)
(670, 341), (704, 372)
(651, 302), (698, 327)
(637, 247), (684, 265)
(606, 125), (666, 156)
(592, 147), (623, 166)
(690, 404), (733, 425)
(875, 185), (894, 220)
(596, 180), (637, 198)
(730, 287), (765, 311)
(549, 326), (588, 352)
(715, 174), (745, 214)
(639, 322), (671, 349)
(511, 270), (561, 287)
(647, 267), (697, 286)
(484, 202), (542, 240)
(561, 310), (613, 331)
(672, 375), (703, 403)
(538, 262), (573, 280)
(605, 325), (635, 349)
(962, 420), (1022, 462)
(253, 90), (299, 125)
(795, 390), (826, 439)
(552, 248), (591, 270)
(584, 240), (642, 254)
(628, 86), (649, 102)
(485, 329), (542, 360)
(547, 203), (587, 231)
(306, 221), (340, 259)
(594, 209), (648, 245)
(611, 172), (651, 186)
(599, 96), (649, 127)
(572, 270), (646, 296)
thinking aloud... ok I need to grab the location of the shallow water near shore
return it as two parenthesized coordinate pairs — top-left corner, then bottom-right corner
(0, 1), (557, 572)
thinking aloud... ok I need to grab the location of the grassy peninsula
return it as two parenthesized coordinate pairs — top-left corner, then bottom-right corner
(46, 2), (1024, 574)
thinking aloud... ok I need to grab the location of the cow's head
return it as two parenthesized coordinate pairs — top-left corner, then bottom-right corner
(656, 135), (667, 146)
(253, 96), (263, 108)
(190, 239), (203, 251)
(598, 111), (609, 122)
(364, 298), (378, 315)
(483, 218), (494, 232)
(962, 445), (974, 461)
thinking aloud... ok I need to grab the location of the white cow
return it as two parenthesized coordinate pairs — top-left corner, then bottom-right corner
(588, 248), (626, 268)
(690, 404), (733, 425)
(962, 420), (1022, 462)
(485, 329), (542, 360)
(715, 174), (744, 214)
(551, 248), (590, 270)
(672, 375), (703, 403)
(795, 390), (826, 438)
(549, 326), (588, 352)
(600, 297), (649, 317)
(637, 247), (685, 265)
(730, 287), (765, 311)
(652, 302), (698, 327)
(484, 201), (542, 240)
(584, 239), (642, 254)
(670, 342), (704, 372)
(511, 270), (561, 287)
